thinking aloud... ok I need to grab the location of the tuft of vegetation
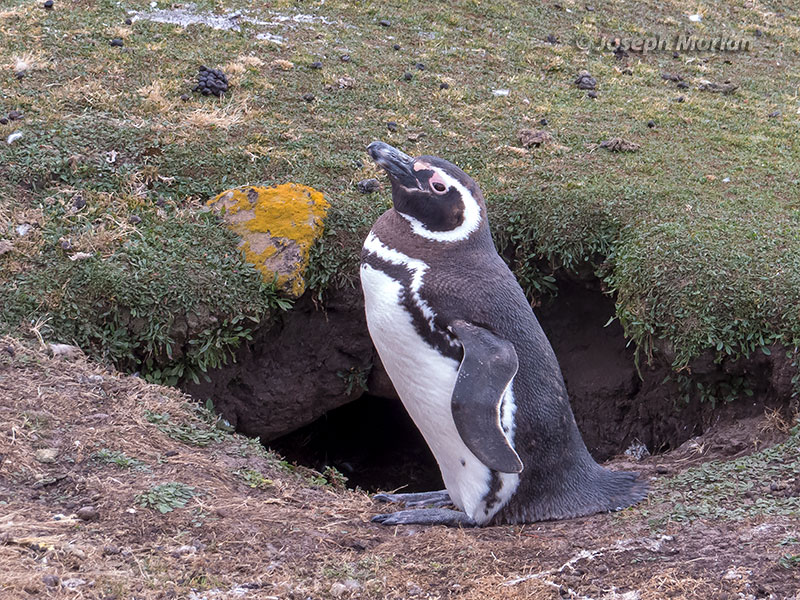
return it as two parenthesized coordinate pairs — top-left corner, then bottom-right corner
(135, 481), (197, 513)
(93, 448), (149, 471)
(235, 467), (274, 489)
(145, 409), (226, 447)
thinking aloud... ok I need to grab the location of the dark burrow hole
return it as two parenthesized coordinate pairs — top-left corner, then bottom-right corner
(270, 393), (443, 493)
(269, 278), (786, 493)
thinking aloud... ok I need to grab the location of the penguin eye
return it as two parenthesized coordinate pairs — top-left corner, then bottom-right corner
(430, 181), (447, 193)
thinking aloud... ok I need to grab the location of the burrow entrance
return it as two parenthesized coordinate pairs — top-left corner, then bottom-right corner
(269, 278), (788, 492)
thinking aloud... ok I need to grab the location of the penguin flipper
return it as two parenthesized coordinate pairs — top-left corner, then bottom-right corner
(449, 320), (523, 474)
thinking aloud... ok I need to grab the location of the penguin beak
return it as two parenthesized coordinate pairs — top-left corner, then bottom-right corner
(367, 141), (419, 189)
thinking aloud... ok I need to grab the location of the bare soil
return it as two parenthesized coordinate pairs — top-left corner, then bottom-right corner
(1, 337), (799, 600)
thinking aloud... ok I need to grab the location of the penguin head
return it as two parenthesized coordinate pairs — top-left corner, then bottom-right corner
(367, 141), (487, 243)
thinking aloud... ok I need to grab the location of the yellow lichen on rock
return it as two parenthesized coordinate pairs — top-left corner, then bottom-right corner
(208, 183), (330, 298)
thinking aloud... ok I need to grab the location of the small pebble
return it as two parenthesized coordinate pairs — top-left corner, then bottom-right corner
(60, 239), (72, 250)
(393, 43), (401, 51)
(8, 110), (23, 121)
(379, 19), (391, 27)
(124, 17), (132, 25)
(76, 506), (99, 521)
(353, 159), (363, 169)
(110, 38), (124, 47)
(386, 121), (398, 132)
(539, 118), (548, 126)
(73, 195), (86, 209)
(309, 61), (323, 69)
(587, 90), (597, 99)
(672, 51), (680, 59)
(674, 96), (685, 103)
(357, 179), (381, 194)
(647, 120), (655, 128)
(180, 93), (189, 101)
(128, 215), (142, 225)
(677, 81), (689, 89)
(768, 110), (781, 118)
(755, 29), (763, 38)
(574, 70), (597, 90)
(43, 0), (53, 8)
(655, 465), (669, 474)
(439, 82), (449, 90)
(546, 33), (558, 44)
(164, 450), (179, 457)
(415, 62), (425, 70)
(585, 4), (595, 10)
(42, 575), (59, 588)
(0, 118), (8, 125)
(340, 54), (351, 62)
(302, 93), (315, 102)
(403, 72), (413, 81)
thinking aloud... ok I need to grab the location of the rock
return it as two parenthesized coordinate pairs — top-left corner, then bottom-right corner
(343, 579), (362, 592)
(357, 179), (380, 194)
(673, 96), (685, 102)
(0, 240), (12, 255)
(379, 19), (391, 27)
(587, 90), (598, 98)
(574, 70), (596, 90)
(661, 72), (683, 82)
(393, 43), (401, 50)
(598, 138), (641, 152)
(8, 110), (23, 121)
(439, 82), (449, 90)
(768, 110), (781, 118)
(76, 506), (99, 521)
(60, 578), (87, 589)
(330, 583), (347, 597)
(677, 81), (689, 89)
(697, 80), (738, 94)
(43, 0), (53, 8)
(207, 184), (330, 299)
(415, 62), (425, 70)
(647, 120), (656, 128)
(340, 54), (351, 62)
(309, 61), (323, 69)
(539, 118), (548, 126)
(302, 93), (315, 102)
(110, 38), (124, 47)
(403, 72), (413, 81)
(0, 117), (8, 125)
(125, 17), (132, 25)
(337, 76), (355, 89)
(180, 94), (189, 101)
(546, 33), (558, 44)
(128, 215), (142, 225)
(42, 575), (59, 587)
(35, 448), (59, 463)
(386, 121), (398, 132)
(518, 129), (552, 148)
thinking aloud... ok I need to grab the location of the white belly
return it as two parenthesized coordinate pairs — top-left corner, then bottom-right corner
(360, 260), (519, 523)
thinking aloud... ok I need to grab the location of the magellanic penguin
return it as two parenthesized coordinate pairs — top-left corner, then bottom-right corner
(360, 141), (648, 527)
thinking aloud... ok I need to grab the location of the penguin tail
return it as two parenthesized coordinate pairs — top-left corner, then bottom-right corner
(493, 465), (649, 524)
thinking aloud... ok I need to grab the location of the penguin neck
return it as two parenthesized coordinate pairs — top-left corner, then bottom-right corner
(372, 208), (495, 258)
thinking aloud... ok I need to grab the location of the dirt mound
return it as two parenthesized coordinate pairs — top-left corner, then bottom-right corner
(1, 337), (798, 599)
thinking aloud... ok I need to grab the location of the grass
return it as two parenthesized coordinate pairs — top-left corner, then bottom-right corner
(649, 418), (800, 526)
(1, 0), (800, 383)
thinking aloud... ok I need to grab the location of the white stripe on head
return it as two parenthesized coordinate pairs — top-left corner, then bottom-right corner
(397, 167), (482, 243)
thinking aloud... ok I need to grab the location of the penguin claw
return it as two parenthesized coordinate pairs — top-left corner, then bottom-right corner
(370, 508), (478, 528)
(372, 490), (452, 508)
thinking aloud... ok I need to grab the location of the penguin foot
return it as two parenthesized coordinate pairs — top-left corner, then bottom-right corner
(373, 490), (452, 508)
(371, 508), (477, 528)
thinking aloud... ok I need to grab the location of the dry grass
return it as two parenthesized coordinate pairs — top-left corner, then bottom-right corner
(1, 337), (798, 598)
